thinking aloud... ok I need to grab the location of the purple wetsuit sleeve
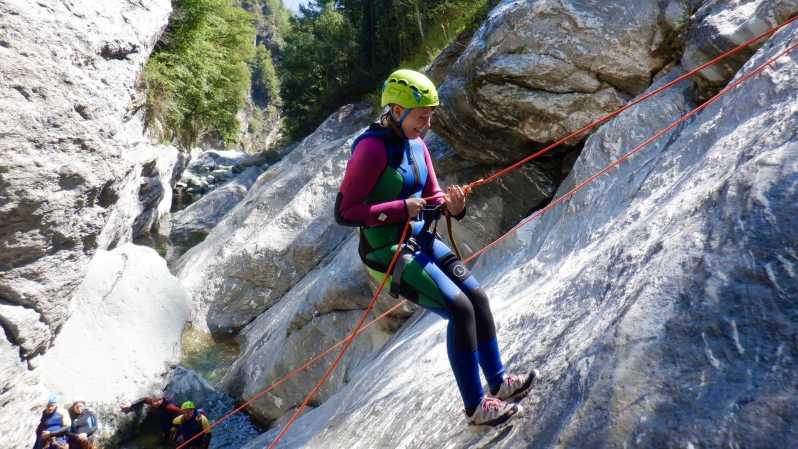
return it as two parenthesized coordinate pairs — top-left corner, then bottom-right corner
(420, 139), (444, 206)
(337, 138), (408, 226)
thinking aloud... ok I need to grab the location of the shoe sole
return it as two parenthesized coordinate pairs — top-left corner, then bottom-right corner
(467, 403), (523, 429)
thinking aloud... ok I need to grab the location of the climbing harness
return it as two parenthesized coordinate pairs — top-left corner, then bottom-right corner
(174, 15), (798, 449)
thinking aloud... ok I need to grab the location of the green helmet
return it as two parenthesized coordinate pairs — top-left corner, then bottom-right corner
(181, 401), (195, 410)
(380, 69), (439, 109)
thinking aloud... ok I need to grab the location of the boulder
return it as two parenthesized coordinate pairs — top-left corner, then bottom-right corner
(682, 0), (798, 95)
(431, 0), (686, 165)
(36, 243), (190, 442)
(175, 103), (373, 335)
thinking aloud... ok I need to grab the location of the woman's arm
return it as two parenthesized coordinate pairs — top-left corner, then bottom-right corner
(335, 138), (409, 227)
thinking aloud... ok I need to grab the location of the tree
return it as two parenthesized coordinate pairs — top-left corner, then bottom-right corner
(143, 0), (256, 149)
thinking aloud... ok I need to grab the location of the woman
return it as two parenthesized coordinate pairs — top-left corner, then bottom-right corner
(335, 69), (536, 426)
(67, 401), (97, 449)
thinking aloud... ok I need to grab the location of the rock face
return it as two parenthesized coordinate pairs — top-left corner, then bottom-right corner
(162, 367), (261, 449)
(425, 130), (562, 252)
(0, 1), (177, 446)
(431, 0), (686, 165)
(241, 19), (798, 449)
(0, 336), (46, 448)
(0, 0), (172, 352)
(100, 143), (183, 249)
(221, 235), (412, 423)
(169, 165), (262, 259)
(36, 244), (191, 444)
(173, 148), (253, 209)
(175, 103), (373, 335)
(682, 0), (798, 92)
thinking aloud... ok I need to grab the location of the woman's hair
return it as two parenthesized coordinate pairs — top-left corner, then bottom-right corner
(379, 106), (403, 136)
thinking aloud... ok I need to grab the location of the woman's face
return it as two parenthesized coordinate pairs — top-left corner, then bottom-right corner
(393, 106), (434, 140)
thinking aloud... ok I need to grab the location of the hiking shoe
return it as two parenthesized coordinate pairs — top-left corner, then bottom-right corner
(466, 396), (522, 427)
(490, 369), (539, 401)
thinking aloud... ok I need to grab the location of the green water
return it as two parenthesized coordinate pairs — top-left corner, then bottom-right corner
(179, 324), (241, 385)
(118, 325), (256, 448)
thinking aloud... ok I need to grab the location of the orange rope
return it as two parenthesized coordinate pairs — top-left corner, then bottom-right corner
(266, 221), (411, 449)
(174, 15), (798, 449)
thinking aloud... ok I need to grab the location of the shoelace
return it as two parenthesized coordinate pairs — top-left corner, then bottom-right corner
(505, 374), (522, 388)
(482, 397), (504, 413)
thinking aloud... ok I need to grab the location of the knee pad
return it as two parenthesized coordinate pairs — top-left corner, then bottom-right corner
(439, 252), (471, 283)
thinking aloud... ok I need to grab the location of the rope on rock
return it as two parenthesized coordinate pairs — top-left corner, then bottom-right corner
(174, 14), (798, 449)
(264, 33), (798, 449)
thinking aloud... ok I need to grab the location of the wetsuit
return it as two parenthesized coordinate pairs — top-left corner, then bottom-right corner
(172, 411), (212, 449)
(125, 396), (182, 439)
(33, 407), (69, 449)
(68, 409), (98, 448)
(335, 124), (506, 413)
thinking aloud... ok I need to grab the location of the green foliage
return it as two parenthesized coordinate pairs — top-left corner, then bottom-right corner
(251, 44), (282, 108)
(278, 0), (493, 139)
(143, 0), (256, 149)
(280, 1), (358, 137)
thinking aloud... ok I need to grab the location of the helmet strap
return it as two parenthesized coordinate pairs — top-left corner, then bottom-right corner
(396, 107), (412, 140)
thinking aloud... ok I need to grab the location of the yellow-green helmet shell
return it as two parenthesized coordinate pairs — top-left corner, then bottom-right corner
(181, 401), (195, 410)
(380, 69), (439, 109)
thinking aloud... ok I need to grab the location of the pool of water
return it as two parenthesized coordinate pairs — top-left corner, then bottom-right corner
(116, 325), (262, 448)
(179, 324), (241, 385)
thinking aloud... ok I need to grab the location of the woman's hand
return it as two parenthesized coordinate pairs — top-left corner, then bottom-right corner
(444, 185), (466, 217)
(405, 197), (427, 217)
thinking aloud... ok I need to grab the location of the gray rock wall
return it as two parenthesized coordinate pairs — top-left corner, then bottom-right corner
(242, 19), (798, 449)
(432, 0), (686, 165)
(0, 1), (179, 447)
(0, 0), (172, 351)
(682, 0), (798, 93)
(175, 103), (373, 335)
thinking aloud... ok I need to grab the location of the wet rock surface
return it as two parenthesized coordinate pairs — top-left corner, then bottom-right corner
(242, 21), (798, 449)
(220, 235), (412, 423)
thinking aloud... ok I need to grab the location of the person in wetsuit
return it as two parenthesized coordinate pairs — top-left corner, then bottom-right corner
(335, 69), (537, 426)
(33, 395), (70, 449)
(120, 393), (182, 442)
(170, 401), (211, 449)
(67, 401), (97, 449)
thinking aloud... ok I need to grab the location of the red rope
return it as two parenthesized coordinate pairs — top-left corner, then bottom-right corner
(266, 221), (412, 449)
(174, 15), (798, 449)
(464, 38), (798, 264)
